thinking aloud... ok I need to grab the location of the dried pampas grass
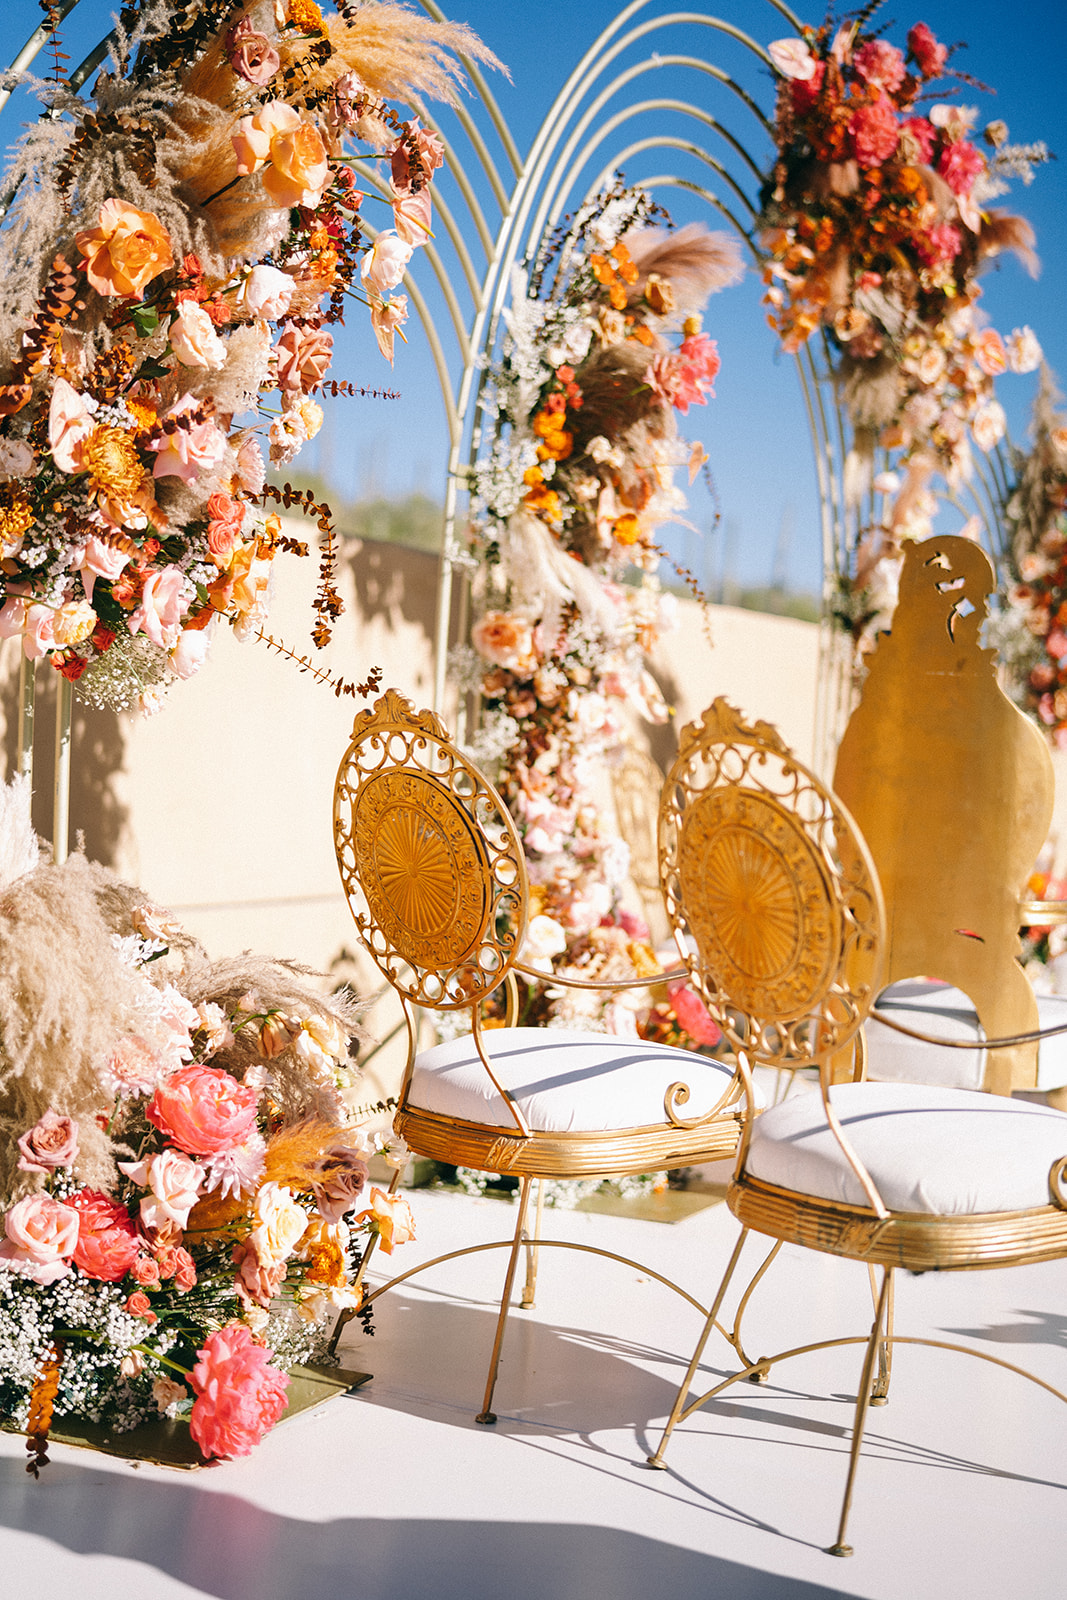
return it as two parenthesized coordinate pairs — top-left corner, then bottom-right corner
(624, 223), (744, 316)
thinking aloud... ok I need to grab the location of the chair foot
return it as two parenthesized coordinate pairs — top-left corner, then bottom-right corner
(519, 1297), (535, 1310)
(476, 1411), (497, 1426)
(869, 1395), (889, 1407)
(645, 1453), (667, 1470)
(827, 1544), (853, 1558)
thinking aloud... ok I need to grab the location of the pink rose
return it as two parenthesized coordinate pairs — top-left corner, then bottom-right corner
(907, 22), (948, 79)
(129, 564), (187, 649)
(68, 1190), (140, 1282)
(360, 231), (413, 295)
(76, 534), (130, 603)
(848, 95), (900, 165)
(227, 17), (280, 86)
(0, 1193), (79, 1284)
(120, 1147), (204, 1231)
(938, 140), (985, 197)
(189, 1323), (290, 1459)
(169, 299), (226, 370)
(125, 1290), (156, 1320)
(17, 1111), (79, 1173)
(852, 39), (906, 93)
(149, 395), (226, 484)
(274, 322), (333, 392)
(132, 1252), (162, 1287)
(146, 1062), (259, 1156)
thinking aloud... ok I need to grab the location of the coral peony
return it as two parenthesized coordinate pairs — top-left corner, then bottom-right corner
(189, 1323), (290, 1459)
(75, 199), (174, 300)
(146, 1062), (259, 1156)
(68, 1190), (140, 1282)
(938, 139), (985, 198)
(848, 96), (900, 166)
(17, 1111), (79, 1173)
(853, 39), (906, 93)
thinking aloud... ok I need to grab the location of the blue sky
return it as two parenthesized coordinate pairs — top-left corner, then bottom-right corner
(3, 0), (1066, 595)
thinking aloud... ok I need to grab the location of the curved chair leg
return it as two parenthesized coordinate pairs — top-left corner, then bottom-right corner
(729, 1237), (783, 1377)
(868, 1265), (894, 1406)
(828, 1268), (892, 1557)
(647, 1227), (751, 1469)
(477, 1175), (534, 1425)
(521, 1178), (546, 1310)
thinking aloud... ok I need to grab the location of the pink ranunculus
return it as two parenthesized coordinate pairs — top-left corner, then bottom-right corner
(227, 17), (280, 86)
(360, 230), (413, 295)
(907, 21), (948, 80)
(68, 1189), (140, 1283)
(129, 564), (188, 649)
(189, 1323), (290, 1459)
(238, 263), (295, 322)
(146, 1062), (260, 1157)
(848, 95), (900, 166)
(48, 377), (95, 474)
(17, 1111), (79, 1174)
(938, 140), (985, 197)
(671, 984), (723, 1046)
(149, 395), (226, 484)
(899, 115), (937, 164)
(392, 187), (433, 247)
(120, 1146), (205, 1231)
(274, 321), (333, 393)
(852, 39), (906, 93)
(0, 1193), (80, 1284)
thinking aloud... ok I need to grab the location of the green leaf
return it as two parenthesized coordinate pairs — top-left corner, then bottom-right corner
(131, 304), (162, 338)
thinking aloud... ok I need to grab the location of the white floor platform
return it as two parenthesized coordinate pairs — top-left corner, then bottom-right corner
(0, 1180), (1063, 1600)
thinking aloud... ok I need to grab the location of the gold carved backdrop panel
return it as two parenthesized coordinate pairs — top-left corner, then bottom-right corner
(833, 536), (1055, 1094)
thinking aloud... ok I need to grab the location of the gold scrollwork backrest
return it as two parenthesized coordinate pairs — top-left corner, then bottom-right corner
(334, 689), (529, 1011)
(659, 698), (886, 1071)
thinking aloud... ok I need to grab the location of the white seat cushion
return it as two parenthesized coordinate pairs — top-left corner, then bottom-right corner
(409, 1026), (744, 1133)
(746, 1080), (1067, 1214)
(865, 980), (1067, 1092)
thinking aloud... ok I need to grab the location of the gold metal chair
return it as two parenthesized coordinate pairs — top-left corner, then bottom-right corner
(330, 689), (752, 1422)
(647, 696), (1067, 1556)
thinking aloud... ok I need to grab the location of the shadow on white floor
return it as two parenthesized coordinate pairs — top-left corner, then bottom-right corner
(1, 1185), (1063, 1600)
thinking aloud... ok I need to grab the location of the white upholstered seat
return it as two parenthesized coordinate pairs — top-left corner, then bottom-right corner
(410, 1027), (744, 1132)
(866, 980), (1067, 1092)
(746, 1080), (1067, 1215)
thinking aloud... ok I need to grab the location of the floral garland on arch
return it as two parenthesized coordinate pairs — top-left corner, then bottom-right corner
(457, 185), (739, 1042)
(0, 777), (414, 1467)
(0, 0), (493, 711)
(761, 8), (1047, 654)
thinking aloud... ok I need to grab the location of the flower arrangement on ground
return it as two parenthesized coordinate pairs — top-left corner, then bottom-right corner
(458, 184), (741, 1032)
(0, 777), (413, 1468)
(761, 8), (1046, 652)
(0, 0), (492, 709)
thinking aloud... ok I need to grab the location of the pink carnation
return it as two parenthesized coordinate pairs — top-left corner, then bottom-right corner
(189, 1323), (290, 1459)
(649, 333), (721, 414)
(938, 140), (985, 197)
(916, 222), (963, 268)
(848, 95), (900, 165)
(907, 22), (948, 79)
(146, 1062), (259, 1157)
(68, 1190), (141, 1283)
(853, 39), (906, 93)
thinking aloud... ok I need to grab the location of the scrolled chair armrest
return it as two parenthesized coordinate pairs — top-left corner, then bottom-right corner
(1049, 1154), (1067, 1210)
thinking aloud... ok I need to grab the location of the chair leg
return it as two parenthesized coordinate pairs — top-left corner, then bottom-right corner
(476, 1175), (534, 1425)
(647, 1227), (750, 1469)
(868, 1265), (894, 1406)
(520, 1177), (546, 1310)
(828, 1267), (892, 1557)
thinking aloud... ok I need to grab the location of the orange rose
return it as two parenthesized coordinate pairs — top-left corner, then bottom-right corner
(232, 102), (328, 208)
(75, 199), (174, 300)
(356, 1187), (415, 1256)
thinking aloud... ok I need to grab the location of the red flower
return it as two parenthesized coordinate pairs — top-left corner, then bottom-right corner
(189, 1324), (289, 1459)
(848, 96), (900, 166)
(68, 1190), (140, 1283)
(907, 22), (948, 80)
(791, 58), (826, 115)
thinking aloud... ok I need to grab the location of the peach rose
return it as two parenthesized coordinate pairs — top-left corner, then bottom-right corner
(249, 1182), (308, 1269)
(146, 1062), (259, 1156)
(0, 1193), (79, 1283)
(68, 1190), (141, 1282)
(17, 1110), (79, 1174)
(471, 610), (536, 672)
(120, 1146), (204, 1231)
(355, 1187), (416, 1255)
(274, 322), (333, 392)
(189, 1323), (289, 1459)
(75, 199), (174, 300)
(232, 102), (328, 208)
(169, 299), (226, 370)
(129, 564), (188, 649)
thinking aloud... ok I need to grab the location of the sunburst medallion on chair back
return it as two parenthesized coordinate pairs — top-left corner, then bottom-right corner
(659, 698), (885, 1073)
(333, 689), (529, 1011)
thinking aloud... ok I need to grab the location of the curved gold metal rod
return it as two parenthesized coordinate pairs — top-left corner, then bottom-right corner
(869, 1007), (1067, 1052)
(819, 1056), (890, 1221)
(511, 959), (689, 991)
(359, 1235), (718, 1320)
(472, 1002), (532, 1138)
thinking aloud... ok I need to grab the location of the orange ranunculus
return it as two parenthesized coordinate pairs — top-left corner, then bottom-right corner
(75, 200), (174, 300)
